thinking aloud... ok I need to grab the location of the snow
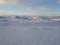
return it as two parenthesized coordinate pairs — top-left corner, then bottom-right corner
(0, 16), (60, 45)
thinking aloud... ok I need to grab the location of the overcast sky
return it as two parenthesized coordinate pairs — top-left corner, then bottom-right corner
(0, 0), (60, 16)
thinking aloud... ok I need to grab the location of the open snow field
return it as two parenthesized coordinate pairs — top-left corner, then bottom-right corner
(0, 22), (60, 45)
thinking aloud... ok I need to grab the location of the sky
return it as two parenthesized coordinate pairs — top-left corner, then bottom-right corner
(0, 0), (60, 16)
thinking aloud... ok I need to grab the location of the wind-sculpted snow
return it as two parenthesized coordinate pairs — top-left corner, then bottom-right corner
(0, 16), (60, 45)
(0, 16), (60, 23)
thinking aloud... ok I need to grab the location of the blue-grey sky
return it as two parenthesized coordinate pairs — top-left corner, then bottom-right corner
(0, 0), (60, 16)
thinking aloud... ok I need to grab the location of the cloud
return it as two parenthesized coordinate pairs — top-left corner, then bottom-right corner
(0, 0), (59, 6)
(28, 0), (48, 3)
(6, 0), (19, 5)
(0, 0), (57, 16)
(0, 12), (8, 15)
(20, 6), (55, 15)
(56, 0), (60, 4)
(0, 0), (19, 5)
(17, 0), (49, 6)
(36, 6), (54, 12)
(22, 6), (32, 11)
(0, 0), (6, 4)
(0, 0), (48, 5)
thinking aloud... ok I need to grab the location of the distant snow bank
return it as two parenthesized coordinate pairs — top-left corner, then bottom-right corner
(0, 16), (60, 23)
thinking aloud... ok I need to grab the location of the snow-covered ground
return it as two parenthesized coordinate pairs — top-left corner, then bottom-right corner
(0, 16), (60, 45)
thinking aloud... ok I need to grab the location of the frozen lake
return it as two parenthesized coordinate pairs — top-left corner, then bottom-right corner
(0, 22), (60, 45)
